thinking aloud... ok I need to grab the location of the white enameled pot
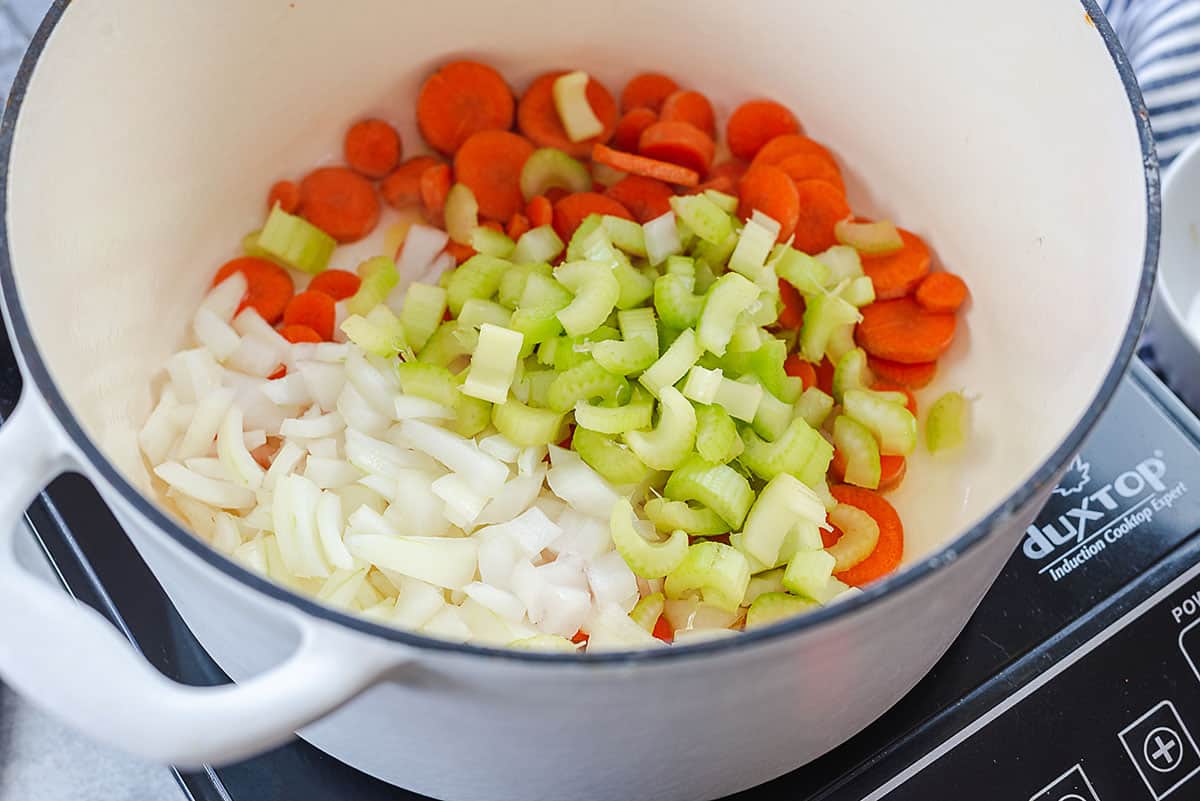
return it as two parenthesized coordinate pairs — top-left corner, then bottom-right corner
(0, 1), (1157, 799)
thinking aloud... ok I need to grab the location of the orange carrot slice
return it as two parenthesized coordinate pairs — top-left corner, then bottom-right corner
(613, 107), (658, 152)
(861, 228), (932, 300)
(526, 194), (554, 228)
(751, 134), (835, 170)
(737, 165), (800, 243)
(871, 380), (918, 416)
(453, 130), (535, 221)
(417, 61), (514, 155)
(620, 73), (679, 113)
(637, 120), (715, 176)
(552, 192), (633, 242)
(777, 277), (805, 329)
(784, 353), (817, 390)
(829, 450), (907, 492)
(915, 271), (969, 313)
(420, 163), (452, 224)
(776, 152), (845, 194)
(282, 290), (336, 341)
(506, 212), (531, 240)
(856, 298), (956, 364)
(726, 100), (801, 161)
(791, 179), (850, 254)
(815, 357), (835, 395)
(518, 71), (617, 159)
(267, 180), (301, 214)
(307, 269), (362, 301)
(445, 241), (476, 265)
(213, 257), (295, 325)
(652, 614), (674, 643)
(605, 175), (675, 223)
(344, 118), (402, 179)
(828, 485), (904, 586)
(381, 156), (441, 209)
(279, 324), (323, 344)
(866, 356), (937, 389)
(592, 143), (700, 187)
(659, 90), (716, 138)
(299, 167), (380, 244)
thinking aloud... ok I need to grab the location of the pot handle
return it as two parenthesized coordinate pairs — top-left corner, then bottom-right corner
(0, 388), (409, 768)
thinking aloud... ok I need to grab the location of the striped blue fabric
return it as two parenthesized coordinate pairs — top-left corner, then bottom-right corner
(1103, 0), (1200, 166)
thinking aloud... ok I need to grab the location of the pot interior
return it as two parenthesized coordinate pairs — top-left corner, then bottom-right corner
(4, 0), (1149, 570)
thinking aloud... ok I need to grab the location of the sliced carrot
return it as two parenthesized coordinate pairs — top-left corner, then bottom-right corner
(828, 485), (904, 586)
(776, 152), (845, 194)
(777, 277), (805, 329)
(544, 187), (570, 205)
(420, 163), (452, 224)
(791, 179), (850, 254)
(454, 130), (535, 221)
(445, 240), (476, 265)
(861, 228), (931, 300)
(659, 90), (716, 138)
(592, 143), (699, 187)
(603, 175), (674, 223)
(517, 71), (617, 159)
(266, 366), (287, 382)
(278, 324), (323, 344)
(282, 291), (336, 341)
(784, 353), (817, 390)
(212, 257), (295, 325)
(506, 212), (531, 240)
(737, 165), (799, 243)
(637, 120), (715, 176)
(417, 60), (514, 155)
(551, 192), (633, 243)
(726, 100), (801, 161)
(867, 356), (937, 389)
(829, 449), (907, 490)
(815, 357), (835, 395)
(381, 156), (440, 210)
(915, 271), (969, 313)
(526, 194), (553, 228)
(481, 220), (504, 233)
(871, 380), (918, 416)
(613, 107), (658, 152)
(299, 167), (380, 244)
(307, 269), (362, 301)
(693, 160), (747, 195)
(344, 118), (402, 179)
(751, 134), (835, 170)
(856, 298), (956, 364)
(620, 73), (679, 113)
(570, 629), (589, 645)
(652, 614), (674, 643)
(267, 180), (301, 214)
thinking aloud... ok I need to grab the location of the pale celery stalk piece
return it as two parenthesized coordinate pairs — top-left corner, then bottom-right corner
(462, 323), (523, 404)
(926, 390), (970, 452)
(663, 541), (751, 613)
(834, 218), (904, 255)
(623, 386), (697, 471)
(713, 376), (763, 422)
(663, 454), (755, 529)
(458, 298), (513, 330)
(782, 549), (837, 601)
(826, 503), (881, 572)
(602, 215), (648, 257)
(520, 147), (592, 200)
(643, 211), (683, 266)
(340, 308), (407, 359)
(844, 388), (917, 456)
(703, 189), (738, 214)
(697, 272), (761, 356)
(444, 183), (479, 245)
(751, 385), (794, 441)
(841, 275), (876, 307)
(728, 318), (765, 353)
(572, 427), (654, 484)
(746, 592), (817, 628)
(832, 347), (874, 404)
(471, 226), (516, 259)
(591, 307), (659, 375)
(739, 417), (832, 486)
(399, 283), (448, 352)
(825, 322), (858, 364)
(799, 292), (860, 363)
(795, 386), (834, 428)
(509, 635), (579, 652)
(669, 193), (733, 245)
(346, 256), (400, 317)
(546, 359), (627, 412)
(740, 473), (827, 568)
(694, 403), (742, 464)
(492, 397), (565, 446)
(643, 497), (730, 537)
(445, 254), (510, 316)
(258, 203), (336, 275)
(728, 216), (777, 282)
(640, 328), (701, 397)
(833, 415), (882, 489)
(816, 245), (864, 285)
(775, 248), (831, 294)
(552, 70), (605, 143)
(630, 591), (667, 632)
(574, 394), (653, 434)
(610, 497), (689, 579)
(512, 225), (565, 265)
(396, 361), (462, 408)
(682, 365), (723, 405)
(743, 567), (787, 606)
(553, 260), (621, 337)
(654, 272), (705, 329)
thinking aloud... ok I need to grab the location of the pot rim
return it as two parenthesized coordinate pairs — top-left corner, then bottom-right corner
(0, 0), (1159, 665)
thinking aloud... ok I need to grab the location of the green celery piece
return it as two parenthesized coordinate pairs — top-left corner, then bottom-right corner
(831, 347), (872, 404)
(693, 258), (719, 293)
(743, 568), (787, 606)
(512, 225), (565, 265)
(643, 497), (731, 537)
(702, 189), (738, 215)
(546, 359), (627, 413)
(697, 272), (761, 356)
(591, 307), (659, 375)
(629, 592), (666, 632)
(462, 323), (524, 404)
(602, 215), (648, 258)
(816, 245), (864, 286)
(492, 397), (567, 446)
(450, 392), (492, 438)
(664, 454), (755, 529)
(825, 322), (857, 365)
(798, 292), (860, 363)
(663, 541), (751, 613)
(782, 550), (837, 601)
(739, 473), (827, 568)
(258, 204), (336, 275)
(713, 376), (763, 422)
(640, 328), (701, 397)
(497, 262), (553, 309)
(340, 308), (407, 359)
(446, 254), (511, 316)
(610, 498), (689, 579)
(833, 414), (882, 488)
(458, 298), (514, 330)
(400, 283), (447, 353)
(574, 428), (655, 485)
(520, 369), (558, 408)
(396, 361), (461, 408)
(669, 193), (733, 245)
(346, 256), (400, 316)
(510, 272), (573, 351)
(739, 417), (833, 487)
(694, 403), (743, 464)
(553, 260), (621, 337)
(727, 217), (776, 283)
(520, 148), (591, 200)
(745, 592), (816, 628)
(691, 231), (738, 274)
(775, 248), (831, 295)
(471, 226), (516, 259)
(844, 389), (917, 456)
(841, 275), (876, 307)
(926, 391), (970, 453)
(444, 183), (479, 245)
(417, 321), (477, 368)
(749, 338), (802, 403)
(566, 215), (607, 262)
(751, 386), (794, 442)
(552, 325), (621, 372)
(623, 386), (697, 471)
(614, 259), (655, 309)
(574, 389), (654, 435)
(655, 272), (705, 329)
(795, 387), (835, 428)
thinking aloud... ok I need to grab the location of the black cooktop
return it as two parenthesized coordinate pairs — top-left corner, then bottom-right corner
(8, 335), (1200, 800)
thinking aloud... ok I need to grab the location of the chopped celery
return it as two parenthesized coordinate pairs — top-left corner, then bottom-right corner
(552, 71), (605, 142)
(462, 323), (523, 403)
(610, 498), (689, 579)
(520, 147), (592, 200)
(832, 347), (873, 404)
(752, 386), (794, 441)
(566, 215), (606, 262)
(697, 272), (761, 356)
(347, 256), (400, 316)
(340, 308), (407, 359)
(602, 215), (648, 257)
(713, 377), (763, 422)
(655, 272), (705, 329)
(840, 275), (876, 307)
(450, 392), (492, 438)
(676, 215), (696, 252)
(775, 248), (831, 294)
(258, 204), (337, 275)
(693, 258), (718, 293)
(663, 541), (751, 613)
(739, 473), (827, 567)
(703, 189), (738, 214)
(458, 298), (513, 330)
(795, 386), (834, 429)
(492, 397), (566, 446)
(747, 338), (802, 402)
(630, 591), (666, 632)
(669, 194), (733, 244)
(834, 218), (904, 255)
(574, 392), (653, 434)
(682, 365), (722, 405)
(644, 497), (730, 536)
(591, 307), (659, 375)
(782, 550), (836, 601)
(444, 183), (479, 245)
(446, 254), (510, 316)
(574, 428), (654, 484)
(520, 368), (557, 407)
(728, 319), (764, 353)
(553, 325), (620, 372)
(833, 415), (881, 489)
(744, 568), (787, 605)
(498, 262), (553, 309)
(613, 259), (655, 309)
(728, 216), (776, 282)
(664, 454), (755, 529)
(740, 418), (832, 487)
(827, 503), (881, 572)
(471, 226), (516, 259)
(623, 386), (697, 471)
(745, 592), (816, 628)
(694, 403), (742, 464)
(640, 328), (701, 397)
(241, 229), (275, 261)
(816, 245), (863, 285)
(692, 231), (738, 274)
(418, 320), (478, 368)
(926, 391), (970, 453)
(825, 323), (858, 364)
(400, 283), (448, 353)
(396, 362), (462, 408)
(798, 292), (860, 363)
(510, 272), (573, 350)
(844, 389), (917, 456)
(643, 212), (682, 266)
(554, 260), (621, 337)
(546, 359), (627, 412)
(509, 635), (579, 652)
(512, 225), (565, 265)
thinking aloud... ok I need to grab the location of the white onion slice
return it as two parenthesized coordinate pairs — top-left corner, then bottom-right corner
(430, 473), (488, 530)
(314, 491), (355, 571)
(155, 461), (256, 509)
(347, 504), (401, 537)
(261, 373), (311, 406)
(201, 272), (248, 323)
(165, 348), (222, 404)
(421, 605), (471, 642)
(386, 469), (447, 536)
(217, 404), (265, 489)
(175, 388), (236, 460)
(303, 456), (362, 489)
(586, 550), (639, 610)
(401, 420), (508, 496)
(393, 396), (455, 421)
(397, 224), (450, 283)
(280, 411), (345, 440)
(478, 434), (521, 463)
(193, 307), (241, 362)
(475, 471), (545, 526)
(477, 507), (561, 559)
(296, 361), (345, 412)
(337, 382), (391, 436)
(139, 386), (181, 465)
(545, 446), (620, 519)
(391, 576), (447, 628)
(347, 534), (478, 590)
(463, 582), (525, 622)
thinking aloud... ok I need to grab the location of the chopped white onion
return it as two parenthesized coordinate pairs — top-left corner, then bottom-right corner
(193, 307), (241, 362)
(401, 420), (508, 496)
(430, 473), (489, 530)
(227, 335), (283, 378)
(386, 469), (447, 536)
(279, 411), (345, 440)
(357, 473), (398, 502)
(315, 491), (355, 571)
(217, 404), (265, 489)
(184, 457), (231, 481)
(307, 438), (339, 459)
(175, 388), (236, 460)
(347, 534), (478, 590)
(155, 461), (256, 509)
(232, 536), (269, 575)
(393, 395), (455, 421)
(476, 471), (545, 526)
(303, 456), (363, 489)
(272, 474), (330, 578)
(477, 507), (561, 558)
(165, 348), (222, 404)
(346, 349), (400, 416)
(295, 361), (345, 412)
(586, 550), (639, 610)
(139, 386), (181, 465)
(546, 446), (620, 520)
(549, 508), (613, 560)
(337, 382), (391, 436)
(243, 429), (267, 451)
(517, 445), (547, 477)
(211, 512), (243, 555)
(263, 440), (305, 491)
(477, 534), (522, 591)
(347, 504), (401, 537)
(585, 603), (663, 651)
(421, 605), (471, 642)
(261, 373), (312, 406)
(390, 576), (447, 628)
(463, 582), (525, 622)
(478, 434), (521, 463)
(397, 224), (451, 283)
(345, 428), (427, 478)
(233, 309), (291, 359)
(201, 272), (248, 323)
